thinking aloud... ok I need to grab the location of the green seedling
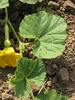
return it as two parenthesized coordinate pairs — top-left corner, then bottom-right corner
(0, 0), (69, 100)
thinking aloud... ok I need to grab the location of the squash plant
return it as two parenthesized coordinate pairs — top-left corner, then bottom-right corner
(0, 0), (70, 100)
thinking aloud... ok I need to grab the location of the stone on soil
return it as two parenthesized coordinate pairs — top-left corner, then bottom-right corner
(8, 84), (13, 91)
(53, 64), (58, 69)
(2, 93), (12, 100)
(56, 68), (69, 86)
(48, 1), (59, 9)
(63, 1), (75, 14)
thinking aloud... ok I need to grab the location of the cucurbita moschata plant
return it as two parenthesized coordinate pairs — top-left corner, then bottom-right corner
(0, 0), (70, 100)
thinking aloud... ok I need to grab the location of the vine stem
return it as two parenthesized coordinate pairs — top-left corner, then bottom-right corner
(5, 7), (20, 43)
(4, 22), (9, 40)
(7, 19), (20, 43)
(4, 8), (9, 41)
(26, 78), (35, 100)
(8, 20), (22, 54)
(5, 8), (8, 20)
(25, 39), (38, 47)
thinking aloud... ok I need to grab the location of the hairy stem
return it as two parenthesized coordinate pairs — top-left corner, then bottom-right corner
(5, 8), (8, 20)
(5, 7), (20, 43)
(24, 39), (38, 47)
(5, 8), (20, 43)
(4, 8), (9, 40)
(7, 19), (20, 43)
(4, 22), (9, 40)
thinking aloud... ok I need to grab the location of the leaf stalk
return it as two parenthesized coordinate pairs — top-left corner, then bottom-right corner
(7, 19), (20, 43)
(24, 39), (38, 47)
(26, 78), (35, 100)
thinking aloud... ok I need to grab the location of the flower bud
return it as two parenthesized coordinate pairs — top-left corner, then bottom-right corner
(4, 40), (11, 47)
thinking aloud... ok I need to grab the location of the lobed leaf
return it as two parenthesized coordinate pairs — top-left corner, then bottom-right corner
(19, 11), (67, 58)
(10, 57), (46, 99)
(0, 0), (9, 9)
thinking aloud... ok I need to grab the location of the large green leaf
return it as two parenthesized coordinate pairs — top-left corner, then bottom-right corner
(16, 57), (37, 78)
(11, 79), (31, 99)
(19, 11), (67, 58)
(10, 57), (46, 99)
(35, 89), (70, 100)
(0, 0), (9, 9)
(19, 0), (44, 4)
(28, 58), (46, 86)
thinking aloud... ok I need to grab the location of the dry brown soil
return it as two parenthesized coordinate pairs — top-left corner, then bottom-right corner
(0, 0), (75, 100)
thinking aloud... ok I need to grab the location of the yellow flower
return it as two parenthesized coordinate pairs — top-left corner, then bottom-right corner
(0, 47), (22, 68)
(0, 50), (7, 68)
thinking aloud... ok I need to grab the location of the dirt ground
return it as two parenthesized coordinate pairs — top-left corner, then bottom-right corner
(0, 0), (75, 100)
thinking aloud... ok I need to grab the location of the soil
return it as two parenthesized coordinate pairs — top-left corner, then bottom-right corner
(0, 0), (75, 100)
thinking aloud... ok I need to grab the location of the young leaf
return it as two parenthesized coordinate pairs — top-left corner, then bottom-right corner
(19, 0), (44, 4)
(19, 11), (67, 58)
(10, 57), (46, 99)
(35, 89), (70, 100)
(0, 0), (9, 9)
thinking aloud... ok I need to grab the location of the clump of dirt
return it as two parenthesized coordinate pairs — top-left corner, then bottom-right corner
(0, 0), (75, 100)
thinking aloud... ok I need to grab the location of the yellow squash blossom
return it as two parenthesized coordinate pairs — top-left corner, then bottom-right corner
(0, 50), (8, 68)
(0, 47), (22, 68)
